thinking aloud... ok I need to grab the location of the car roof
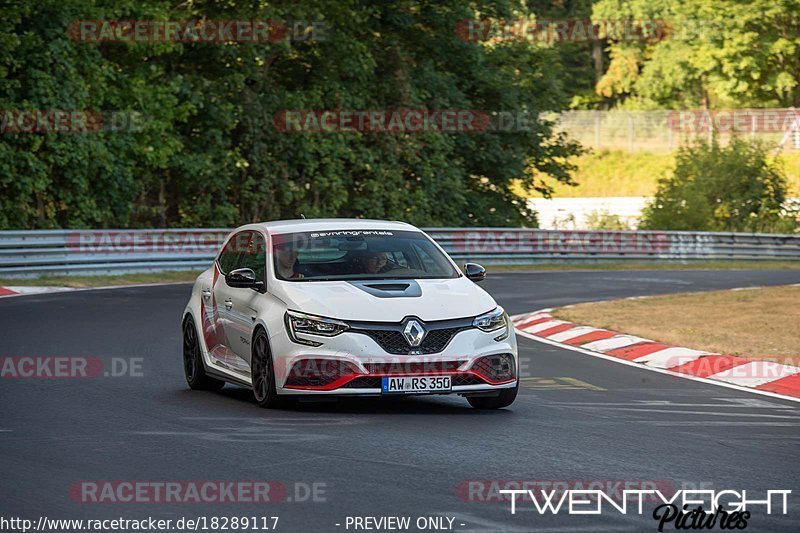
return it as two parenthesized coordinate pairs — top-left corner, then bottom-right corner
(244, 218), (418, 235)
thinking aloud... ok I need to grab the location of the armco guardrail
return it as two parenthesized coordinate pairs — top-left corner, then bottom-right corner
(0, 228), (798, 277)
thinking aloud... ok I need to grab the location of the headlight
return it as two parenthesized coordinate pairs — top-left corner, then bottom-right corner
(473, 307), (510, 341)
(285, 311), (349, 346)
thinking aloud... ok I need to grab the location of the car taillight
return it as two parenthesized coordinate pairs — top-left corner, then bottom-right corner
(470, 354), (516, 383)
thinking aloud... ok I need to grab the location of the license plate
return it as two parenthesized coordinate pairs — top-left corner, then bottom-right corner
(381, 375), (452, 394)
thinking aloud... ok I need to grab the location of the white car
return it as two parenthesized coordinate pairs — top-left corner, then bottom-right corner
(182, 219), (518, 409)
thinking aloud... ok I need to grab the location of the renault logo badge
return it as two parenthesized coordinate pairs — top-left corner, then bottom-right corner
(403, 319), (426, 347)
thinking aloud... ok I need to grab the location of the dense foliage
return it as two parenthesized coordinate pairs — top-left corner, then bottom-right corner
(640, 138), (797, 233)
(593, 0), (800, 108)
(0, 0), (583, 229)
(3, 0), (799, 232)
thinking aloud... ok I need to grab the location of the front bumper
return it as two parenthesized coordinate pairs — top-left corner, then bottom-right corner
(270, 323), (518, 395)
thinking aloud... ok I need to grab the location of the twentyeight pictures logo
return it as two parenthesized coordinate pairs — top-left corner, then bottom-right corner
(499, 488), (791, 531)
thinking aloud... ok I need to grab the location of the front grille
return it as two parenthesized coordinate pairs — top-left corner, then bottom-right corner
(364, 360), (466, 374)
(357, 327), (466, 355)
(451, 373), (484, 386)
(342, 377), (382, 388)
(342, 373), (485, 389)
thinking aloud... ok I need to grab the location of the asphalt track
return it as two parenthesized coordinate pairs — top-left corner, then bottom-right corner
(2, 269), (800, 533)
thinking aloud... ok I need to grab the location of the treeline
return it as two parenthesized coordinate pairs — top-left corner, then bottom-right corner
(3, 1), (799, 231)
(0, 1), (583, 230)
(587, 0), (800, 109)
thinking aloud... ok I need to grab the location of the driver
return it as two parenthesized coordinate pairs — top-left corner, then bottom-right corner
(361, 250), (395, 274)
(275, 242), (304, 279)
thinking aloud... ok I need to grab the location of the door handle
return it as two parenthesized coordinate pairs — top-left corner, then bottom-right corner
(201, 289), (212, 300)
(224, 299), (233, 310)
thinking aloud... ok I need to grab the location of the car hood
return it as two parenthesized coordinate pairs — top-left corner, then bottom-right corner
(271, 276), (497, 322)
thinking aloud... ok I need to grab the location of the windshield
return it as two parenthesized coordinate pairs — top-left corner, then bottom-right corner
(272, 229), (460, 281)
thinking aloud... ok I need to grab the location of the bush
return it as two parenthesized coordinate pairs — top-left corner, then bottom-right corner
(640, 138), (797, 233)
(584, 209), (631, 230)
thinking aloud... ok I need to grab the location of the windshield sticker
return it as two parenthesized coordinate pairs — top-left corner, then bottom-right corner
(310, 230), (394, 238)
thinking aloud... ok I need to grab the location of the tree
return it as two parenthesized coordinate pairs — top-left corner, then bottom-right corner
(640, 137), (796, 233)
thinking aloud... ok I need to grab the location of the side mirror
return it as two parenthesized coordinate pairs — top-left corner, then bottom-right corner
(464, 263), (486, 283)
(225, 268), (264, 290)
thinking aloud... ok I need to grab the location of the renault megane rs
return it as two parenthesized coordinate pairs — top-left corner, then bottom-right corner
(181, 219), (518, 409)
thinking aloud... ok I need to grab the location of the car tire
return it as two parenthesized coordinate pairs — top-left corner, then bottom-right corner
(466, 382), (518, 409)
(251, 328), (285, 409)
(183, 316), (225, 391)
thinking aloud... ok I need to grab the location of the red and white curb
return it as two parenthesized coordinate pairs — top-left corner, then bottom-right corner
(512, 309), (800, 402)
(0, 286), (75, 297)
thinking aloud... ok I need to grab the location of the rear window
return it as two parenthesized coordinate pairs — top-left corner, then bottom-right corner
(272, 229), (459, 281)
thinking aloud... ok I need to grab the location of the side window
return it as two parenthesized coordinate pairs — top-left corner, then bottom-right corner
(239, 232), (267, 285)
(217, 231), (248, 274)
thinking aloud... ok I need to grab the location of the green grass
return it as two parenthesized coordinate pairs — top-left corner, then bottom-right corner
(518, 149), (800, 199)
(2, 262), (799, 288)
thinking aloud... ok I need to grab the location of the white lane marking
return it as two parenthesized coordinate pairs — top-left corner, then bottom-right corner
(582, 408), (800, 419)
(647, 421), (800, 427)
(547, 398), (797, 409)
(707, 361), (800, 388)
(581, 334), (650, 352)
(547, 326), (603, 342)
(735, 435), (800, 439)
(183, 416), (363, 426)
(133, 430), (329, 442)
(521, 320), (569, 334)
(245, 455), (330, 469)
(634, 347), (712, 368)
(514, 327), (800, 405)
(600, 276), (692, 285)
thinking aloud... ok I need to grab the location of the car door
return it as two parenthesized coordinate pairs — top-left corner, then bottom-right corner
(223, 230), (268, 364)
(203, 231), (246, 365)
